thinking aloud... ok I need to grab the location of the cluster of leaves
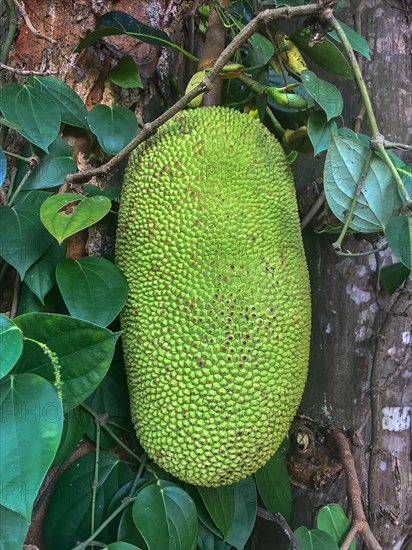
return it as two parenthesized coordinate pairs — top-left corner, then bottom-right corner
(0, 0), (410, 549)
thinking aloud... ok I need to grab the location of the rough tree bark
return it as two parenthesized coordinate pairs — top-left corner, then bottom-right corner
(1, 1), (410, 549)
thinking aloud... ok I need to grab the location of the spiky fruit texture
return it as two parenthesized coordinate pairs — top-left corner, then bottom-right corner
(115, 107), (311, 486)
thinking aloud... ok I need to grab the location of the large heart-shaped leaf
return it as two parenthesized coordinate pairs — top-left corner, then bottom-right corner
(27, 76), (88, 129)
(0, 83), (60, 151)
(40, 192), (112, 243)
(0, 314), (23, 379)
(324, 135), (402, 232)
(56, 256), (128, 326)
(132, 481), (198, 550)
(0, 373), (63, 519)
(87, 105), (138, 156)
(14, 313), (120, 412)
(0, 191), (54, 277)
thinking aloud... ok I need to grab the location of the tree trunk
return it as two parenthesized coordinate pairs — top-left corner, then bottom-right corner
(290, 2), (412, 548)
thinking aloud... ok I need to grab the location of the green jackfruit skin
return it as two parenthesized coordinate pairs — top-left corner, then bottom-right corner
(115, 106), (311, 486)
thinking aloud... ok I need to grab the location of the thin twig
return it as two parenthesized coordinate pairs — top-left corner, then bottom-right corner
(257, 507), (300, 550)
(0, 62), (56, 75)
(90, 420), (101, 535)
(62, 0), (337, 190)
(330, 431), (383, 550)
(300, 190), (325, 230)
(384, 141), (412, 151)
(13, 0), (56, 44)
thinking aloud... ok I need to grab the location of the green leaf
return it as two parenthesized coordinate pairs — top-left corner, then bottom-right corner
(385, 216), (412, 269)
(379, 262), (410, 294)
(14, 312), (120, 412)
(17, 137), (77, 190)
(105, 479), (146, 542)
(0, 116), (21, 131)
(0, 147), (6, 186)
(324, 135), (402, 232)
(255, 448), (292, 522)
(52, 409), (85, 467)
(23, 241), (66, 304)
(337, 127), (370, 148)
(317, 504), (355, 549)
(301, 70), (343, 121)
(293, 527), (339, 550)
(118, 505), (148, 549)
(132, 480), (198, 550)
(87, 105), (138, 156)
(248, 32), (275, 65)
(0, 314), (23, 379)
(291, 29), (353, 78)
(84, 183), (120, 200)
(56, 256), (128, 326)
(27, 75), (89, 128)
(198, 523), (231, 550)
(307, 110), (338, 155)
(0, 191), (54, 277)
(75, 10), (185, 53)
(0, 506), (30, 550)
(0, 373), (63, 520)
(107, 544), (143, 550)
(44, 451), (132, 550)
(110, 55), (143, 89)
(40, 192), (112, 244)
(329, 20), (370, 60)
(197, 485), (235, 539)
(225, 477), (256, 549)
(0, 83), (60, 152)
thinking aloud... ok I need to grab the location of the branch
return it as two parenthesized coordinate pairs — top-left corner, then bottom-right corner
(63, 0), (337, 190)
(330, 431), (383, 550)
(13, 0), (56, 44)
(0, 62), (56, 75)
(257, 507), (300, 550)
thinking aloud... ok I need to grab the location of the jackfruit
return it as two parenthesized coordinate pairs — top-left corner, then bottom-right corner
(115, 106), (311, 486)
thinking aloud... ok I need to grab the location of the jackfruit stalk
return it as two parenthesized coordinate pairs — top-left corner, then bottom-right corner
(115, 106), (311, 486)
